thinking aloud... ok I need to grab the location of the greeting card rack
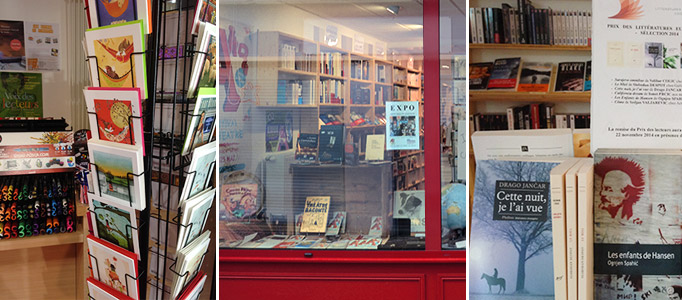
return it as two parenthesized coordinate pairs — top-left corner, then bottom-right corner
(143, 0), (216, 299)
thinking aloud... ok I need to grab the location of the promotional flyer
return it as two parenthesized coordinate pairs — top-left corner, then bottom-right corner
(386, 101), (419, 150)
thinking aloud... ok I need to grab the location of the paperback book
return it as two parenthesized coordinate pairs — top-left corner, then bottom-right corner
(517, 62), (552, 92)
(470, 159), (561, 299)
(300, 196), (330, 233)
(554, 62), (585, 92)
(487, 57), (521, 89)
(469, 62), (493, 90)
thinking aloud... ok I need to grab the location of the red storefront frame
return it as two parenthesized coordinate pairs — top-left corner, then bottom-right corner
(219, 0), (466, 298)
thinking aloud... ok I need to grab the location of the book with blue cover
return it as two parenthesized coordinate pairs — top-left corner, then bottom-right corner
(470, 159), (560, 299)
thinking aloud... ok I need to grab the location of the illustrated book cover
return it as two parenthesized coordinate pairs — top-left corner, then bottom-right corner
(554, 62), (585, 92)
(469, 62), (493, 90)
(593, 149), (682, 300)
(470, 159), (561, 299)
(300, 196), (330, 233)
(487, 57), (521, 89)
(517, 62), (552, 92)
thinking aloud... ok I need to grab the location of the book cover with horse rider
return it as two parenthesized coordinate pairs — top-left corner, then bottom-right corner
(470, 159), (559, 299)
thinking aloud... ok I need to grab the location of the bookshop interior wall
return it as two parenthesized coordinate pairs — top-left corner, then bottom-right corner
(0, 0), (217, 299)
(220, 0), (467, 299)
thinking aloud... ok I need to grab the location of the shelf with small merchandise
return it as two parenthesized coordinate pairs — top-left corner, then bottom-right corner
(470, 90), (591, 102)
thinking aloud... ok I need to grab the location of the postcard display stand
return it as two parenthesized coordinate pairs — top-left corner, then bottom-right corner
(82, 1), (216, 300)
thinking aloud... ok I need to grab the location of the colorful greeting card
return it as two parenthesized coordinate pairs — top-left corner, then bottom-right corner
(87, 0), (151, 34)
(176, 188), (214, 251)
(84, 87), (144, 152)
(191, 0), (216, 34)
(0, 20), (25, 70)
(180, 141), (216, 201)
(89, 194), (140, 258)
(87, 277), (135, 300)
(88, 139), (145, 210)
(85, 20), (147, 99)
(187, 23), (216, 96)
(87, 234), (140, 300)
(181, 88), (215, 155)
(0, 72), (42, 117)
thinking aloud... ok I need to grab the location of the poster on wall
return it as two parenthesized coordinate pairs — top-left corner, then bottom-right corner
(0, 20), (25, 71)
(24, 22), (60, 71)
(265, 111), (293, 152)
(0, 72), (42, 117)
(592, 1), (682, 151)
(219, 20), (257, 180)
(386, 101), (419, 150)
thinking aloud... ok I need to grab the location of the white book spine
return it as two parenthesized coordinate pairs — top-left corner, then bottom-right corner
(506, 108), (514, 130)
(583, 11), (588, 46)
(470, 8), (478, 44)
(573, 12), (579, 46)
(550, 159), (579, 300)
(570, 114), (576, 129)
(552, 12), (558, 45)
(565, 160), (584, 300)
(476, 8), (485, 44)
(577, 162), (594, 300)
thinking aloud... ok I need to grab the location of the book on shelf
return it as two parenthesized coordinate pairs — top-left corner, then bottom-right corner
(318, 125), (344, 163)
(376, 64), (388, 82)
(555, 62), (586, 92)
(320, 51), (344, 76)
(277, 79), (314, 105)
(319, 80), (345, 104)
(469, 62), (493, 90)
(471, 2), (591, 46)
(488, 57), (521, 89)
(470, 158), (563, 299)
(517, 62), (552, 92)
(295, 133), (318, 162)
(351, 59), (370, 80)
(584, 61), (592, 91)
(472, 107), (589, 131)
(350, 83), (371, 105)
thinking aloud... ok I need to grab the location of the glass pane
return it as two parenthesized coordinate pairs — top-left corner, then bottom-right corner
(219, 0), (428, 250)
(440, 0), (467, 250)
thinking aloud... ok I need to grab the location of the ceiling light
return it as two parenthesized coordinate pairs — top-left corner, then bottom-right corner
(441, 65), (450, 69)
(386, 5), (400, 15)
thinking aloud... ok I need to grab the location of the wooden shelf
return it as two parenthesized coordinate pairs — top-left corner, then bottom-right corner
(350, 78), (373, 84)
(407, 85), (420, 89)
(346, 124), (381, 130)
(278, 68), (317, 77)
(0, 232), (84, 252)
(469, 43), (591, 51)
(376, 82), (392, 86)
(469, 91), (591, 103)
(407, 68), (422, 73)
(349, 104), (372, 107)
(257, 104), (318, 108)
(393, 82), (406, 87)
(320, 73), (345, 80)
(319, 103), (345, 107)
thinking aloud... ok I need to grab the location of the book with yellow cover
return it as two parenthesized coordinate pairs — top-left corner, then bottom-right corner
(300, 196), (331, 233)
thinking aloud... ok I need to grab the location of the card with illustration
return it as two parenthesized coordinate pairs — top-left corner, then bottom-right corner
(88, 139), (145, 210)
(89, 194), (140, 259)
(84, 87), (144, 152)
(87, 0), (151, 34)
(180, 141), (216, 201)
(177, 271), (207, 300)
(181, 88), (215, 156)
(187, 23), (216, 96)
(87, 234), (140, 300)
(191, 0), (216, 34)
(87, 277), (135, 300)
(177, 188), (215, 251)
(85, 20), (147, 99)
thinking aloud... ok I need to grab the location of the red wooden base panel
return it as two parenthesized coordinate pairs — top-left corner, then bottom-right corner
(220, 260), (465, 300)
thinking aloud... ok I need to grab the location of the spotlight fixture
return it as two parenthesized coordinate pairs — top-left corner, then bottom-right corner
(386, 5), (400, 16)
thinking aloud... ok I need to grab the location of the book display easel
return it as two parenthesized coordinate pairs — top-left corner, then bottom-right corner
(82, 1), (215, 299)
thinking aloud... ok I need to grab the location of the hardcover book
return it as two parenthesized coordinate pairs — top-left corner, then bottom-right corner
(487, 57), (521, 89)
(517, 62), (552, 92)
(318, 125), (344, 163)
(300, 196), (330, 233)
(469, 62), (493, 90)
(593, 149), (682, 300)
(554, 62), (585, 92)
(470, 159), (561, 299)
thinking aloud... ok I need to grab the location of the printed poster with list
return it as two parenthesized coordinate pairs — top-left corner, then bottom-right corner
(592, 1), (682, 151)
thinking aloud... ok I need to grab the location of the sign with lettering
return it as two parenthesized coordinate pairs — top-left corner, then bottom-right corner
(493, 180), (550, 222)
(386, 101), (419, 150)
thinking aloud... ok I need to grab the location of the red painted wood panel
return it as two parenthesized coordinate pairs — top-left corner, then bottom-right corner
(438, 275), (467, 300)
(221, 274), (425, 300)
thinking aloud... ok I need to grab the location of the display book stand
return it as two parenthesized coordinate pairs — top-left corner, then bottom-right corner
(82, 1), (214, 299)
